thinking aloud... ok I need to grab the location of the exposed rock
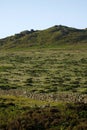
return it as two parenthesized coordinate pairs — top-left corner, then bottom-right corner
(0, 89), (87, 103)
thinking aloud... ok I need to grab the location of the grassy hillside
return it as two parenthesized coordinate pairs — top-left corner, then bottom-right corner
(0, 25), (87, 49)
(0, 49), (87, 94)
(0, 25), (87, 130)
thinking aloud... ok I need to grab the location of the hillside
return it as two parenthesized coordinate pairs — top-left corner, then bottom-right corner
(0, 25), (87, 49)
(0, 25), (87, 129)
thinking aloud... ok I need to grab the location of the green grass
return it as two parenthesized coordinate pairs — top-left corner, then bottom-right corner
(0, 95), (65, 129)
(0, 95), (87, 130)
(1, 25), (87, 50)
(0, 98), (86, 130)
(0, 25), (87, 129)
(0, 45), (87, 129)
(0, 48), (87, 94)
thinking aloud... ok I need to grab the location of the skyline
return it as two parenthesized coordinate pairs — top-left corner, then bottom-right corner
(0, 0), (87, 38)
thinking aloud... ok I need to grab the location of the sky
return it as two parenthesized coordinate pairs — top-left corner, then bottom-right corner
(0, 0), (87, 38)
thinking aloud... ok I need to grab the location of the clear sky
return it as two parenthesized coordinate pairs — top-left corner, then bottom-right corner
(0, 0), (87, 38)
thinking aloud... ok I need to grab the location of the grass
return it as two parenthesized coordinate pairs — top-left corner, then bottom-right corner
(0, 46), (87, 129)
(0, 48), (87, 94)
(0, 97), (86, 130)
(1, 25), (87, 50)
(0, 95), (65, 129)
(0, 25), (87, 129)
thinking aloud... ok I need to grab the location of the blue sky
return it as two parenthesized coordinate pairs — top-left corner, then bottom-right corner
(0, 0), (87, 38)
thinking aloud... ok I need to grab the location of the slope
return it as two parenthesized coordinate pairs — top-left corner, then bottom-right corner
(0, 25), (87, 49)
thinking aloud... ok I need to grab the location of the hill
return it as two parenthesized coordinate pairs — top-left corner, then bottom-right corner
(0, 26), (87, 129)
(0, 25), (87, 49)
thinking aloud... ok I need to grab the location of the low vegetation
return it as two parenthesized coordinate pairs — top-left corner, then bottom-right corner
(7, 103), (87, 130)
(0, 96), (87, 130)
(0, 25), (87, 49)
(0, 25), (87, 129)
(0, 48), (87, 94)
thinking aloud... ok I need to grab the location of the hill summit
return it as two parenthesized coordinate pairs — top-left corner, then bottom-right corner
(0, 25), (87, 49)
